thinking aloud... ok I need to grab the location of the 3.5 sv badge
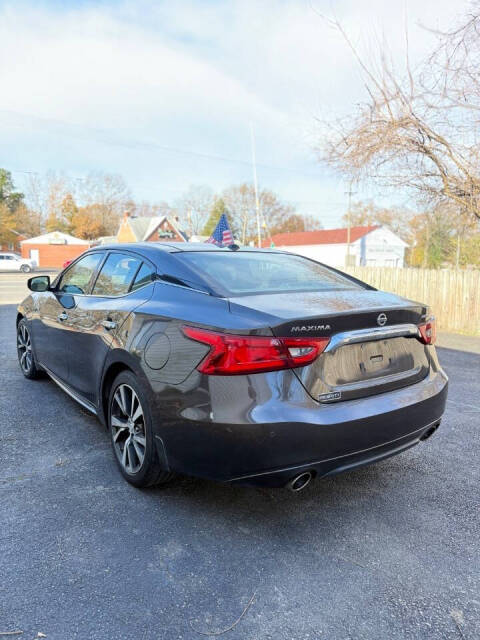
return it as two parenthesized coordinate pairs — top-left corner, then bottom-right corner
(319, 391), (342, 402)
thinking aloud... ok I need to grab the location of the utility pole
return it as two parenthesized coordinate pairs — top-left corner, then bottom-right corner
(423, 213), (430, 268)
(457, 204), (468, 270)
(456, 233), (460, 270)
(250, 123), (262, 248)
(344, 180), (356, 267)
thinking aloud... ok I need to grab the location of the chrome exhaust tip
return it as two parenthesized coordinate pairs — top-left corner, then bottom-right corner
(286, 471), (313, 493)
(420, 422), (440, 441)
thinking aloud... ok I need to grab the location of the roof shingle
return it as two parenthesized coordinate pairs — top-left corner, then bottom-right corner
(264, 226), (378, 247)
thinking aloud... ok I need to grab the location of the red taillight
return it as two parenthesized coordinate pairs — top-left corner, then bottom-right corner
(418, 317), (436, 345)
(182, 326), (330, 375)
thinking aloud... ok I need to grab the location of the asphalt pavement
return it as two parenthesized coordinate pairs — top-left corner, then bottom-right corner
(0, 271), (58, 304)
(1, 301), (479, 639)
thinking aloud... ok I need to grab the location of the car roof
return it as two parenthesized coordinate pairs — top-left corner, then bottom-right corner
(92, 242), (279, 253)
(88, 243), (284, 266)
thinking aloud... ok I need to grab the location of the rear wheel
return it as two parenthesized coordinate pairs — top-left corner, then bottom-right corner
(108, 371), (174, 487)
(20, 264), (31, 273)
(17, 319), (42, 379)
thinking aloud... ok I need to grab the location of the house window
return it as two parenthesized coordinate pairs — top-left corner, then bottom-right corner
(8, 242), (14, 251)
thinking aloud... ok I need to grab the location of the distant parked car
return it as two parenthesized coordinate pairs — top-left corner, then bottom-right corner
(0, 252), (35, 272)
(62, 259), (73, 269)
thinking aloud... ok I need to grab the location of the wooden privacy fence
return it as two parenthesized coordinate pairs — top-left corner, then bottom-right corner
(345, 267), (480, 336)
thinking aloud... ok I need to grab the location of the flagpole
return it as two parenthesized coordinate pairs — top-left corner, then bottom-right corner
(250, 123), (262, 248)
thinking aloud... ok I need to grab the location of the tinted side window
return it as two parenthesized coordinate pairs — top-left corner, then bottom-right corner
(58, 253), (104, 294)
(92, 253), (142, 296)
(131, 262), (155, 291)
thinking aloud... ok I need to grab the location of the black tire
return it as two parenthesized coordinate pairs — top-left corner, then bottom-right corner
(108, 370), (175, 488)
(17, 319), (42, 379)
(20, 264), (31, 273)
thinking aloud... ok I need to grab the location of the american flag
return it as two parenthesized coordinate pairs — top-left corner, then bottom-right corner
(206, 213), (234, 247)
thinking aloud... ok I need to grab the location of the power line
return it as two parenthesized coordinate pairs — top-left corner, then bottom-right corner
(1, 109), (324, 178)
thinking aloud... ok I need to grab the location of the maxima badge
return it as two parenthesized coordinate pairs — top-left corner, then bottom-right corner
(319, 391), (342, 402)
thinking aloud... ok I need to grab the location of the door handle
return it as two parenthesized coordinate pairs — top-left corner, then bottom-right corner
(57, 311), (68, 322)
(101, 319), (117, 331)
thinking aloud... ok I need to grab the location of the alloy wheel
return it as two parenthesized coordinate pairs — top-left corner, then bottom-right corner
(17, 323), (33, 374)
(110, 384), (146, 474)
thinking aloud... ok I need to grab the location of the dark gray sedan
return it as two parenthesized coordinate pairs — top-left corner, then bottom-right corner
(16, 243), (448, 491)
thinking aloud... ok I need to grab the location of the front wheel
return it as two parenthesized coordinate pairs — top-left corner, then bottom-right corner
(20, 264), (31, 273)
(108, 371), (175, 488)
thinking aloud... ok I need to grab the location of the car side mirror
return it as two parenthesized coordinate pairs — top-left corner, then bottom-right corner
(28, 275), (51, 292)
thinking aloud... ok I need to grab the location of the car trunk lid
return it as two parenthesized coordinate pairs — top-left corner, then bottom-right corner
(230, 289), (431, 402)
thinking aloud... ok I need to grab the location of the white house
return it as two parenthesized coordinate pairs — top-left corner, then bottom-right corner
(267, 226), (408, 268)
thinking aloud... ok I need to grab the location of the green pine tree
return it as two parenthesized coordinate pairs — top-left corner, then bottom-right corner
(0, 169), (24, 212)
(202, 198), (228, 236)
(0, 169), (24, 245)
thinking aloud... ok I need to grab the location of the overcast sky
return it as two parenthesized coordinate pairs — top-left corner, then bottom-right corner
(0, 0), (470, 227)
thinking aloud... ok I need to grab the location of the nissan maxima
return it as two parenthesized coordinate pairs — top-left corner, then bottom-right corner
(16, 243), (448, 491)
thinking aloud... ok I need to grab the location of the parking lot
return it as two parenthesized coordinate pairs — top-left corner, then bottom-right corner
(1, 277), (480, 639)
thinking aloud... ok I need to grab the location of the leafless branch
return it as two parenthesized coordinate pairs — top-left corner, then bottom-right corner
(316, 3), (480, 220)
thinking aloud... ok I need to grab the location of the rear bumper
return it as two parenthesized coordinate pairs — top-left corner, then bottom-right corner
(229, 419), (441, 487)
(155, 367), (448, 487)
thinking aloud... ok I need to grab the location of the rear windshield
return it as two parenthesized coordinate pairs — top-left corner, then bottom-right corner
(175, 251), (363, 296)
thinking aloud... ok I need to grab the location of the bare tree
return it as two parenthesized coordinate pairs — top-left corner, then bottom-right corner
(302, 214), (323, 231)
(316, 5), (480, 221)
(23, 171), (131, 236)
(14, 203), (41, 238)
(24, 174), (45, 220)
(221, 184), (253, 244)
(175, 185), (215, 236)
(78, 172), (131, 235)
(127, 200), (176, 219)
(24, 172), (69, 227)
(222, 183), (296, 244)
(341, 200), (414, 242)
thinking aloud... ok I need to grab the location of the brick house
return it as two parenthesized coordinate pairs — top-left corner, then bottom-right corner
(1, 230), (27, 254)
(21, 231), (91, 268)
(116, 214), (188, 244)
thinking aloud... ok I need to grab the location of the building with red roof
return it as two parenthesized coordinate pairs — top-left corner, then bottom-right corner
(264, 225), (407, 268)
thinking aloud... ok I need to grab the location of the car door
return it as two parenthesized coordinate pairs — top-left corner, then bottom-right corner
(31, 252), (105, 382)
(3, 255), (17, 271)
(63, 251), (155, 404)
